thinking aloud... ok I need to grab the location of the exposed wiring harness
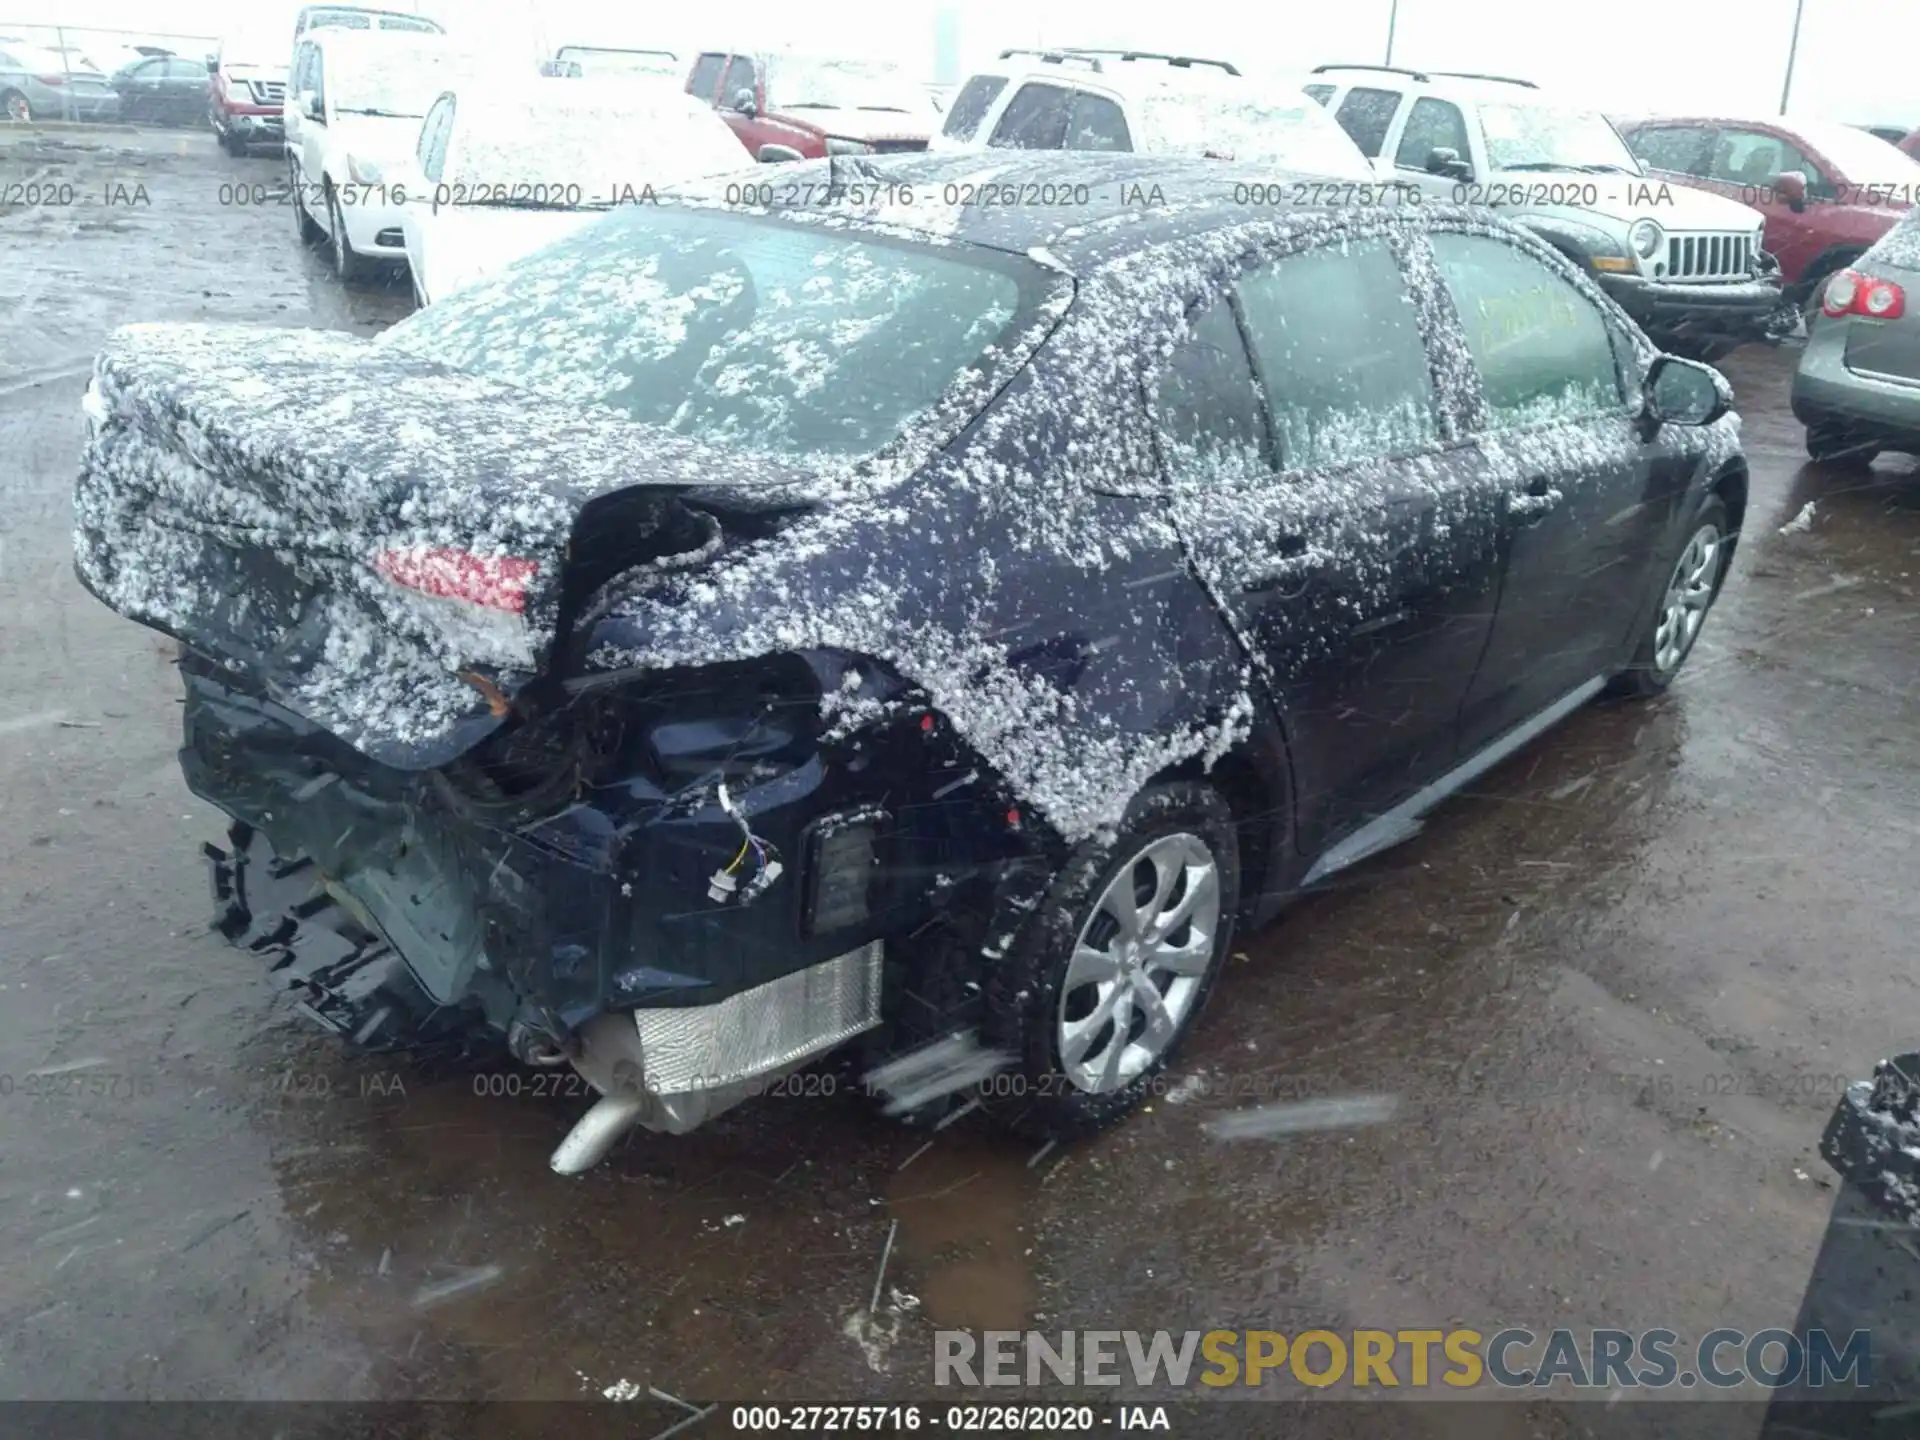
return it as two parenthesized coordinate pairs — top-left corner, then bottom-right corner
(707, 781), (785, 905)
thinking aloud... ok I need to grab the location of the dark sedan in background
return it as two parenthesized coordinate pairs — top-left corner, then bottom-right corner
(0, 42), (119, 122)
(73, 154), (1747, 1179)
(110, 53), (210, 126)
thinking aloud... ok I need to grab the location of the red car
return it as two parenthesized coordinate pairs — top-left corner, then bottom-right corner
(1619, 114), (1920, 318)
(684, 51), (938, 161)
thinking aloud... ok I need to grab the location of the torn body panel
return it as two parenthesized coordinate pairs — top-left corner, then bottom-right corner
(181, 644), (1048, 1141)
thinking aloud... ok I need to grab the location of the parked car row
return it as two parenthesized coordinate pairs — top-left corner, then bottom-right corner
(208, 17), (1920, 508)
(0, 42), (119, 123)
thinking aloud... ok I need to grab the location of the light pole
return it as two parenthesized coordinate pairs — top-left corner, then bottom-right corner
(1778, 0), (1807, 116)
(1385, 0), (1400, 64)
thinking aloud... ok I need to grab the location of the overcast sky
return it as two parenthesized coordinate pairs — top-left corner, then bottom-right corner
(30, 0), (1920, 126)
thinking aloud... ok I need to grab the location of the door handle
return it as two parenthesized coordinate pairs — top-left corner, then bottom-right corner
(1242, 533), (1314, 594)
(1506, 477), (1564, 520)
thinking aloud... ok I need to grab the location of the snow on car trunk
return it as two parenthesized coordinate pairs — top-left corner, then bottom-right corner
(72, 322), (819, 768)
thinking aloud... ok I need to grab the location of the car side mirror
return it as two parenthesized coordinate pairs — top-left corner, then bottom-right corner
(1774, 169), (1808, 212)
(1425, 146), (1472, 181)
(731, 87), (756, 116)
(1643, 354), (1732, 430)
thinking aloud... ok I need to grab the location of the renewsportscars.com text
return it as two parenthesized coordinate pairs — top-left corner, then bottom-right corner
(934, 1328), (1873, 1391)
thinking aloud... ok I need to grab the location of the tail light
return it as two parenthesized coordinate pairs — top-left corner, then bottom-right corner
(372, 547), (538, 612)
(1823, 268), (1907, 320)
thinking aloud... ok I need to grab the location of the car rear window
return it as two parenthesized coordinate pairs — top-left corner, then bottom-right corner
(376, 206), (1060, 463)
(1863, 205), (1920, 272)
(943, 74), (1006, 140)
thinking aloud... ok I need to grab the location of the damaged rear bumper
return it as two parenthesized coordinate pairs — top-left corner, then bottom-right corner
(182, 653), (1028, 1161)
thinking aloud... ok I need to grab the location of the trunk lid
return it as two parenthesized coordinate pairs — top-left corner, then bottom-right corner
(74, 322), (817, 768)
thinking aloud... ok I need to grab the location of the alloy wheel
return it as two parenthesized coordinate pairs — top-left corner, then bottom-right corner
(1653, 521), (1722, 673)
(1056, 833), (1220, 1094)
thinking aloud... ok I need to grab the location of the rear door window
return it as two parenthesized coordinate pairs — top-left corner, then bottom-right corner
(987, 81), (1072, 149)
(687, 53), (725, 102)
(1428, 231), (1625, 429)
(1152, 298), (1275, 485)
(1233, 238), (1438, 469)
(942, 74), (1006, 140)
(720, 55), (756, 106)
(1332, 86), (1403, 158)
(1065, 91), (1130, 151)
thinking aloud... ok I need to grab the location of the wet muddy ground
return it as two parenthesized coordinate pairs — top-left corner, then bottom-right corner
(0, 129), (1916, 1422)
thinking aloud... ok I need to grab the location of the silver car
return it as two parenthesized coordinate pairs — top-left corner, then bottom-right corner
(0, 43), (120, 122)
(1793, 206), (1920, 463)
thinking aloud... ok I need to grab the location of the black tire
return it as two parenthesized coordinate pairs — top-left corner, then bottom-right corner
(1805, 420), (1878, 466)
(1610, 493), (1732, 698)
(1, 89), (30, 123)
(327, 184), (367, 281)
(979, 781), (1240, 1142)
(221, 128), (244, 157)
(291, 162), (322, 244)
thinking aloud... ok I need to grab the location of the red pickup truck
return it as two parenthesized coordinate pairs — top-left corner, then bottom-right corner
(1619, 114), (1920, 320)
(685, 51), (938, 161)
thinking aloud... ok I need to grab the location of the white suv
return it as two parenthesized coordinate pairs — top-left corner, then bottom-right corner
(286, 30), (465, 282)
(934, 50), (1374, 181)
(1305, 65), (1787, 359)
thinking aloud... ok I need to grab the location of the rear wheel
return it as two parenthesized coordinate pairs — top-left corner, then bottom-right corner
(1610, 494), (1731, 698)
(979, 781), (1239, 1142)
(327, 184), (368, 281)
(2, 89), (30, 123)
(291, 161), (322, 243)
(1805, 420), (1879, 466)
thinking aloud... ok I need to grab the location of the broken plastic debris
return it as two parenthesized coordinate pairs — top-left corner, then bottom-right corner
(1778, 502), (1816, 536)
(863, 1033), (1013, 1115)
(1202, 1093), (1401, 1141)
